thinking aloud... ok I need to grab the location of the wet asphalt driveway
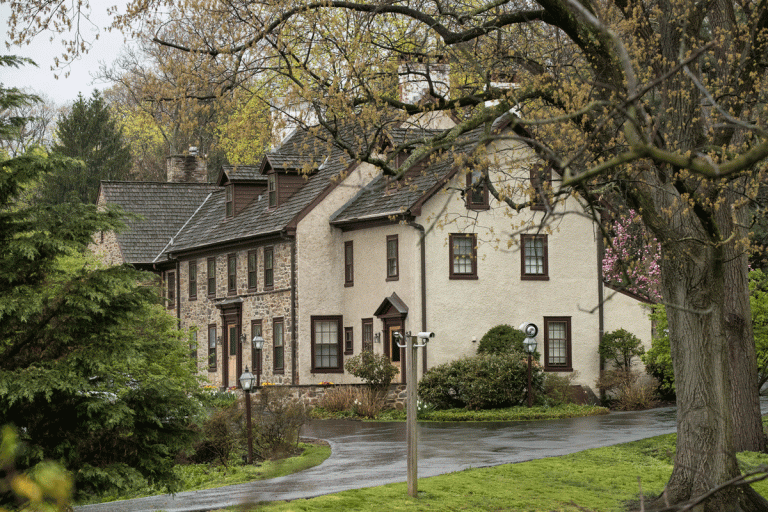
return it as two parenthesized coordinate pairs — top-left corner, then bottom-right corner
(76, 407), (679, 512)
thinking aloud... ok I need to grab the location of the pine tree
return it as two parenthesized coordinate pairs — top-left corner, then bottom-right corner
(44, 90), (131, 204)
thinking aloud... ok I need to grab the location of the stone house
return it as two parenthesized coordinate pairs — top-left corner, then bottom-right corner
(94, 117), (652, 396)
(94, 64), (652, 394)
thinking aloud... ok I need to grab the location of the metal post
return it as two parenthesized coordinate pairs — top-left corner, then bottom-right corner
(406, 334), (418, 497)
(256, 348), (262, 388)
(245, 390), (254, 464)
(527, 353), (533, 408)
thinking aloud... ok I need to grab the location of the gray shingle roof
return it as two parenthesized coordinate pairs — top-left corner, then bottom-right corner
(99, 181), (219, 264)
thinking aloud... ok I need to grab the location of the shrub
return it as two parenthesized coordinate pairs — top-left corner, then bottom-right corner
(641, 305), (676, 400)
(417, 353), (543, 410)
(192, 404), (243, 466)
(351, 387), (387, 419)
(596, 369), (659, 410)
(477, 324), (526, 355)
(541, 372), (578, 406)
(251, 387), (308, 460)
(317, 386), (358, 412)
(344, 352), (399, 393)
(599, 328), (644, 370)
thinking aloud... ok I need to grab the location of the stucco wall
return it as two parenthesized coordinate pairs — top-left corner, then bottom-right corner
(295, 162), (385, 384)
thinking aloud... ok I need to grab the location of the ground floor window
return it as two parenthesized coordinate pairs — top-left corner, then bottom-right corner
(311, 316), (343, 372)
(208, 324), (217, 371)
(274, 318), (284, 372)
(544, 316), (572, 371)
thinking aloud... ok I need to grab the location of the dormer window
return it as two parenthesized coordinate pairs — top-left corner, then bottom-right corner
(268, 174), (277, 207)
(225, 185), (234, 217)
(530, 164), (552, 211)
(466, 168), (489, 210)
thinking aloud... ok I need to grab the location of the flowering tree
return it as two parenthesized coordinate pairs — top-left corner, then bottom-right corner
(602, 210), (661, 302)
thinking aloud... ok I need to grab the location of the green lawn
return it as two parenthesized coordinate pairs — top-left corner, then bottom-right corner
(240, 434), (768, 512)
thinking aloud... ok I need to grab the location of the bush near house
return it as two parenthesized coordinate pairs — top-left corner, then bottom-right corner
(476, 325), (526, 355)
(597, 328), (658, 409)
(418, 353), (543, 410)
(344, 352), (399, 393)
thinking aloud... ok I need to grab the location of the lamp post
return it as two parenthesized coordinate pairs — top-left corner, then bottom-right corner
(239, 366), (256, 464)
(519, 323), (539, 408)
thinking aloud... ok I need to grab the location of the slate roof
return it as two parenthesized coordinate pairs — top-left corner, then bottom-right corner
(99, 181), (219, 264)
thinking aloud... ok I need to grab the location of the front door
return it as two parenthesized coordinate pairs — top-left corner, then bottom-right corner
(227, 322), (240, 388)
(386, 323), (404, 384)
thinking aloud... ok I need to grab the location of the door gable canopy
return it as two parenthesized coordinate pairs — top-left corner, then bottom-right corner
(374, 292), (409, 319)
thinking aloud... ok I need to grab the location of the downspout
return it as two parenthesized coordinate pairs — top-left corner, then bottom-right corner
(597, 230), (606, 404)
(176, 260), (181, 325)
(288, 233), (298, 385)
(407, 219), (428, 374)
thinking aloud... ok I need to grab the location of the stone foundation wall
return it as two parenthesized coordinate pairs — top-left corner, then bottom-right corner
(250, 383), (408, 409)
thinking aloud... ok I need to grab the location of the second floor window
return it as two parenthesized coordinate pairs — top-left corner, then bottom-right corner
(449, 233), (477, 279)
(189, 260), (197, 300)
(521, 234), (549, 280)
(207, 258), (216, 297)
(386, 235), (398, 281)
(227, 254), (237, 294)
(166, 271), (176, 309)
(344, 241), (353, 286)
(264, 247), (274, 288)
(247, 251), (257, 290)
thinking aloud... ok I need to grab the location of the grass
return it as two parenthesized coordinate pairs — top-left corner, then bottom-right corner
(237, 434), (768, 512)
(79, 442), (331, 505)
(374, 403), (609, 422)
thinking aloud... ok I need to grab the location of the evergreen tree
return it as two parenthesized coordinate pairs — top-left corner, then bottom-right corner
(1, 61), (201, 501)
(45, 90), (131, 204)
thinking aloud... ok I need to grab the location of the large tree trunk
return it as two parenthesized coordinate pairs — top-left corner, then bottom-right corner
(722, 190), (765, 454)
(657, 229), (768, 510)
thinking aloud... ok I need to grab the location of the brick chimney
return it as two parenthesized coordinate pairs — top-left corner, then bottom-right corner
(166, 147), (208, 183)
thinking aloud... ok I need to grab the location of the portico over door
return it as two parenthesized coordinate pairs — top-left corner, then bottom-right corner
(374, 293), (408, 384)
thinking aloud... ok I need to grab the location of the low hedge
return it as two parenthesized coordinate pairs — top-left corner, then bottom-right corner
(417, 353), (543, 410)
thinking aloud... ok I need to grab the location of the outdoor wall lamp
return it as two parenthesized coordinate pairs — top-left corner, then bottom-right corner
(374, 332), (381, 343)
(519, 322), (538, 408)
(239, 366), (256, 464)
(252, 336), (264, 388)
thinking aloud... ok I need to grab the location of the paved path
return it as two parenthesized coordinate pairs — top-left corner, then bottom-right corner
(76, 407), (679, 512)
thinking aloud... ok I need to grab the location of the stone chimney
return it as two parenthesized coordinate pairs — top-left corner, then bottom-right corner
(166, 147), (208, 183)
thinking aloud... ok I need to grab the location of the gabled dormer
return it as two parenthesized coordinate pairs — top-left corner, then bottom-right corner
(216, 165), (268, 218)
(258, 128), (327, 208)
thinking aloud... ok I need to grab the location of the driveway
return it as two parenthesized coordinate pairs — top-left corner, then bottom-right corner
(76, 407), (678, 512)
